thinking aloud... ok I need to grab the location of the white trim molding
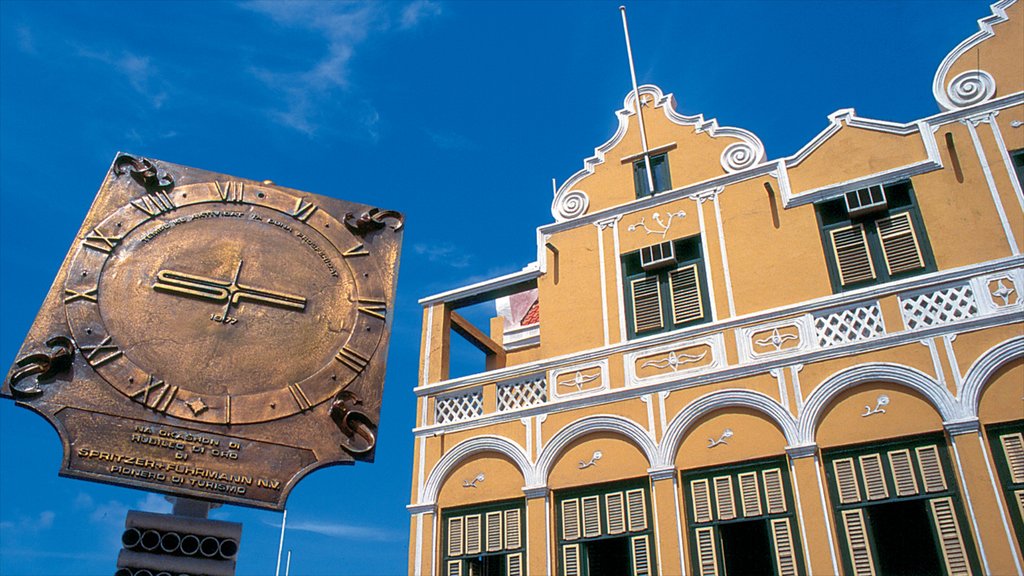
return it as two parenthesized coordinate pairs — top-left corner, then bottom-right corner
(796, 363), (958, 445)
(419, 435), (532, 506)
(657, 389), (799, 468)
(958, 335), (1024, 419)
(530, 414), (657, 487)
(933, 0), (1017, 111)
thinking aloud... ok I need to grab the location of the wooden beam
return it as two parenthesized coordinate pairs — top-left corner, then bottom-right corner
(450, 311), (505, 357)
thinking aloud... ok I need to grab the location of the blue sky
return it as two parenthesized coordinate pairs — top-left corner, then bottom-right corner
(0, 1), (997, 574)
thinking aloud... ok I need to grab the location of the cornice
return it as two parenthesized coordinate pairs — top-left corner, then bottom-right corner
(932, 0), (1017, 111)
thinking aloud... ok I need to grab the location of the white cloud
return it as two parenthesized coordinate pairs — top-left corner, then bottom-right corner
(243, 0), (441, 136)
(267, 518), (400, 541)
(413, 242), (471, 268)
(136, 493), (173, 514)
(72, 45), (169, 109)
(0, 511), (55, 533)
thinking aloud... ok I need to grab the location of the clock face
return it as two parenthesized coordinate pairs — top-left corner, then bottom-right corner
(62, 181), (386, 424)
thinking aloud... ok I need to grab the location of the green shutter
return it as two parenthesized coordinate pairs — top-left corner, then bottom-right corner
(606, 492), (626, 535)
(770, 518), (799, 576)
(876, 212), (925, 275)
(448, 516), (464, 557)
(833, 458), (862, 504)
(631, 277), (664, 333)
(504, 509), (522, 550)
(669, 264), (703, 324)
(829, 224), (876, 286)
(626, 488), (649, 532)
(561, 498), (580, 541)
(887, 449), (919, 496)
(840, 509), (875, 576)
(999, 433), (1024, 484)
(929, 497), (973, 576)
(916, 445), (948, 493)
(631, 534), (652, 576)
(507, 553), (524, 576)
(858, 454), (889, 501)
(562, 544), (581, 576)
(694, 526), (719, 576)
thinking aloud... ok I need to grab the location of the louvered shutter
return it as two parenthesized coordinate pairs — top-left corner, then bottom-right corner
(876, 212), (925, 275)
(626, 489), (649, 532)
(448, 516), (464, 557)
(562, 544), (581, 576)
(887, 449), (919, 496)
(859, 454), (889, 501)
(738, 471), (763, 517)
(485, 511), (503, 552)
(762, 468), (788, 514)
(829, 224), (876, 286)
(691, 479), (714, 523)
(631, 277), (663, 333)
(507, 553), (523, 576)
(713, 476), (736, 521)
(695, 526), (719, 576)
(770, 518), (799, 576)
(840, 509), (876, 576)
(464, 514), (482, 555)
(504, 509), (521, 550)
(916, 445), (948, 492)
(1015, 490), (1024, 522)
(999, 433), (1024, 483)
(669, 264), (704, 324)
(561, 499), (580, 541)
(929, 497), (973, 576)
(606, 492), (626, 535)
(582, 495), (601, 538)
(631, 535), (652, 576)
(833, 458), (862, 504)
(447, 560), (463, 576)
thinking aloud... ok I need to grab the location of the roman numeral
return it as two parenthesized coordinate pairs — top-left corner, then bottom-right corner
(83, 227), (123, 254)
(288, 383), (312, 411)
(335, 346), (370, 372)
(357, 298), (387, 320)
(80, 335), (122, 367)
(130, 376), (178, 413)
(130, 191), (176, 216)
(342, 244), (370, 258)
(64, 286), (98, 304)
(214, 181), (245, 203)
(290, 198), (317, 222)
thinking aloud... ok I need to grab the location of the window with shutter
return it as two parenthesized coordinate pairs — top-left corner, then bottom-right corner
(485, 511), (503, 552)
(684, 458), (804, 576)
(876, 212), (925, 275)
(859, 454), (889, 501)
(443, 501), (526, 575)
(887, 449), (919, 497)
(817, 180), (934, 292)
(506, 553), (523, 576)
(631, 535), (652, 576)
(581, 496), (602, 538)
(770, 518), (799, 576)
(633, 152), (672, 198)
(986, 422), (1024, 549)
(825, 437), (980, 576)
(605, 492), (626, 535)
(556, 480), (657, 576)
(623, 235), (710, 339)
(830, 224), (876, 286)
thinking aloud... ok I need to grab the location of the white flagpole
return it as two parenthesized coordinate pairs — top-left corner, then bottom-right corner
(620, 5), (656, 195)
(285, 550), (293, 576)
(275, 509), (288, 576)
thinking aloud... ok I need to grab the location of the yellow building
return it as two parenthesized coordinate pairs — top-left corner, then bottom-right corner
(408, 2), (1024, 575)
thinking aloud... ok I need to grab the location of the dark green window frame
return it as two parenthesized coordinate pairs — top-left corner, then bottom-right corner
(823, 433), (981, 576)
(681, 457), (805, 576)
(554, 478), (657, 576)
(633, 153), (672, 198)
(442, 498), (526, 576)
(1011, 149), (1024, 189)
(815, 180), (936, 293)
(622, 235), (710, 340)
(985, 420), (1024, 548)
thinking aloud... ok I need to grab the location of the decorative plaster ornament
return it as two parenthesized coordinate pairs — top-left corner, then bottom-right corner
(462, 473), (485, 488)
(991, 278), (1016, 306)
(862, 395), (890, 417)
(553, 190), (590, 221)
(947, 70), (997, 108)
(754, 328), (799, 351)
(558, 371), (600, 392)
(707, 429), (733, 448)
(628, 210), (686, 238)
(578, 451), (603, 469)
(640, 349), (708, 372)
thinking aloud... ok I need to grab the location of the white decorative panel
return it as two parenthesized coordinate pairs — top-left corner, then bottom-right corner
(900, 282), (978, 331)
(625, 332), (726, 387)
(736, 315), (815, 362)
(971, 268), (1024, 315)
(496, 373), (547, 412)
(814, 302), (885, 347)
(434, 389), (483, 424)
(550, 359), (608, 399)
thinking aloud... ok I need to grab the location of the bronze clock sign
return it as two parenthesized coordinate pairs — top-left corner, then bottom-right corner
(2, 154), (402, 510)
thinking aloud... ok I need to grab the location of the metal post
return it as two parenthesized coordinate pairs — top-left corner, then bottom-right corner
(620, 5), (656, 195)
(275, 509), (288, 576)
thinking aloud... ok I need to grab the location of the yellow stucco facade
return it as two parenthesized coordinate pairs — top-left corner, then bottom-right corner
(409, 2), (1024, 575)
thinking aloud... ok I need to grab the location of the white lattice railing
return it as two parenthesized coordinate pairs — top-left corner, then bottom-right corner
(814, 302), (886, 348)
(435, 389), (483, 424)
(900, 282), (978, 331)
(496, 374), (547, 412)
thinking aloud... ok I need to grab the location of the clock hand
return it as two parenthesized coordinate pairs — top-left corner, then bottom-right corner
(231, 284), (307, 312)
(153, 269), (231, 303)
